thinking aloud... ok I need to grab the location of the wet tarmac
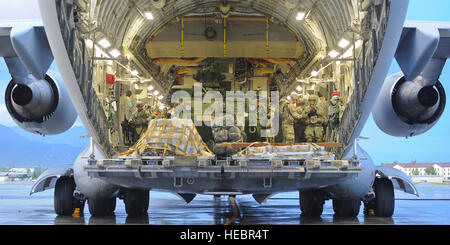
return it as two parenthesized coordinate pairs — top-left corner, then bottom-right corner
(1, 182), (450, 225)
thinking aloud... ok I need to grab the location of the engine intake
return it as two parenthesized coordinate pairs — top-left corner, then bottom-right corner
(373, 72), (446, 137)
(5, 70), (77, 135)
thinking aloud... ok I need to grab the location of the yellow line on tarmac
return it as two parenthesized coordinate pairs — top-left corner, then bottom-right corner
(224, 196), (239, 225)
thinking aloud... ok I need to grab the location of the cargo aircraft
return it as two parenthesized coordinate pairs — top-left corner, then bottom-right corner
(1, 0), (449, 218)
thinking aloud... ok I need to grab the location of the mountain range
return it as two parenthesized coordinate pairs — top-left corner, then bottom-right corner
(0, 125), (89, 168)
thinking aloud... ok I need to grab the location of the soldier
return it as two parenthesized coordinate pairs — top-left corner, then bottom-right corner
(122, 91), (135, 145)
(304, 95), (326, 142)
(162, 107), (170, 118)
(130, 102), (150, 142)
(326, 92), (342, 142)
(124, 91), (134, 121)
(294, 98), (307, 142)
(266, 107), (276, 143)
(281, 94), (306, 143)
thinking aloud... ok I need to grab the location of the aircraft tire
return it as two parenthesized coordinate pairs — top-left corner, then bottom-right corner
(54, 177), (76, 215)
(299, 190), (324, 217)
(124, 189), (149, 216)
(332, 198), (361, 217)
(373, 178), (395, 217)
(88, 197), (116, 216)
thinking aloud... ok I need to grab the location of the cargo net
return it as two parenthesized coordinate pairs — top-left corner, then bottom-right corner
(119, 119), (214, 157)
(233, 143), (335, 159)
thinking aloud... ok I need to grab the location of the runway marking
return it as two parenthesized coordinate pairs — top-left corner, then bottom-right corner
(224, 196), (240, 225)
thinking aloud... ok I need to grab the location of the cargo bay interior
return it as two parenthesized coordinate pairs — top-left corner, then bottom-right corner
(58, 0), (390, 157)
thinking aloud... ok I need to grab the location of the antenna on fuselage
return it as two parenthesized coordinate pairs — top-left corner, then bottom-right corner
(353, 136), (369, 159)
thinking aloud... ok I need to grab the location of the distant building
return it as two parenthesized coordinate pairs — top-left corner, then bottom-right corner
(0, 172), (8, 182)
(7, 168), (33, 180)
(381, 162), (450, 183)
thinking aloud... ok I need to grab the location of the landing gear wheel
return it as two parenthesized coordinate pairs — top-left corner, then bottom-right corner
(369, 178), (395, 217)
(88, 197), (116, 216)
(54, 177), (78, 215)
(332, 198), (361, 217)
(299, 190), (324, 217)
(124, 189), (149, 216)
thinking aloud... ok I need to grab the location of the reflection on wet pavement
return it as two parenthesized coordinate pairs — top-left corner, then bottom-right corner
(1, 182), (450, 225)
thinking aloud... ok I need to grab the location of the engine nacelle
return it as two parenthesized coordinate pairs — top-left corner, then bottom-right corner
(5, 70), (77, 135)
(373, 72), (446, 137)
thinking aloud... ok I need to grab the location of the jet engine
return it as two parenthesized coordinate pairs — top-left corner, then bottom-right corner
(372, 72), (446, 137)
(5, 70), (77, 135)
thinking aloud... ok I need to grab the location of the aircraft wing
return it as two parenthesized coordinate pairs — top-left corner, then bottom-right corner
(0, 25), (54, 81)
(395, 21), (450, 83)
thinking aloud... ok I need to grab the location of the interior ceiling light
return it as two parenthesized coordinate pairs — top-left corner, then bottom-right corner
(145, 12), (154, 20)
(343, 46), (353, 58)
(109, 49), (121, 58)
(296, 12), (306, 21)
(147, 85), (154, 91)
(328, 50), (340, 58)
(153, 90), (160, 96)
(98, 38), (111, 48)
(291, 91), (297, 95)
(158, 95), (164, 100)
(338, 38), (350, 48)
(311, 71), (319, 77)
(94, 45), (110, 58)
(131, 70), (139, 76)
(85, 39), (93, 48)
(296, 86), (303, 91)
(287, 96), (292, 100)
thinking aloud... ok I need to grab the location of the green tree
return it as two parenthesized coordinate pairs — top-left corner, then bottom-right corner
(425, 166), (437, 175)
(412, 168), (420, 175)
(31, 166), (46, 180)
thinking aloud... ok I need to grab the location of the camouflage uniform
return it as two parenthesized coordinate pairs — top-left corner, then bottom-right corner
(294, 98), (307, 142)
(130, 104), (150, 140)
(281, 95), (306, 143)
(326, 95), (342, 142)
(124, 94), (134, 121)
(305, 96), (326, 142)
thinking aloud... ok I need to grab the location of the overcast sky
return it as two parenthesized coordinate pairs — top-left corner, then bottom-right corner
(0, 1), (449, 165)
